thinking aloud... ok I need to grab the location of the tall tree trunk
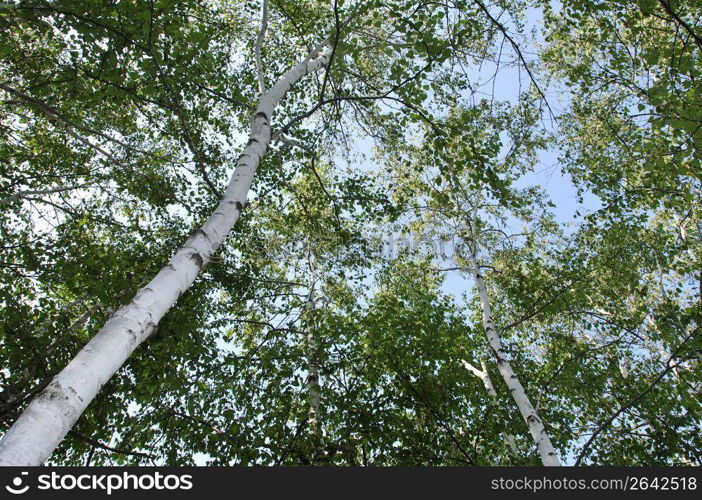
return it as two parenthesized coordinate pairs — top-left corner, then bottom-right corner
(469, 241), (561, 466)
(0, 46), (332, 466)
(449, 182), (560, 466)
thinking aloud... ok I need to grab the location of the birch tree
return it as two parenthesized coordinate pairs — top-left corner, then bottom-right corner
(466, 206), (561, 466)
(1, 0), (699, 466)
(1, 0), (370, 465)
(539, 0), (701, 463)
(380, 98), (565, 465)
(0, 40), (338, 468)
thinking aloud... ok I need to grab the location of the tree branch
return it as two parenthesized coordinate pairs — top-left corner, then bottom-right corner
(68, 430), (155, 460)
(656, 0), (702, 53)
(255, 0), (269, 95)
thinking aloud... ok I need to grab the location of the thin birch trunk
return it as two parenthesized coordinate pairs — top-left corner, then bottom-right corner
(591, 302), (676, 367)
(255, 0), (269, 96)
(462, 359), (518, 456)
(449, 183), (561, 466)
(469, 240), (561, 466)
(0, 45), (333, 466)
(305, 255), (320, 437)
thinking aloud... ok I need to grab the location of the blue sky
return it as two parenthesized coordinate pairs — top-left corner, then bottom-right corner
(433, 4), (603, 305)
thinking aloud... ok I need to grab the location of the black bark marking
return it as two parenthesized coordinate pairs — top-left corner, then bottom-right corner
(127, 328), (138, 345)
(145, 322), (158, 338)
(67, 386), (83, 402)
(189, 251), (204, 268)
(40, 380), (67, 402)
(254, 111), (269, 123)
(192, 228), (212, 243)
(235, 201), (244, 212)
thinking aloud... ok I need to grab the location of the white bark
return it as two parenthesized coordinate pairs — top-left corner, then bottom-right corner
(470, 244), (561, 466)
(449, 185), (560, 466)
(0, 46), (333, 466)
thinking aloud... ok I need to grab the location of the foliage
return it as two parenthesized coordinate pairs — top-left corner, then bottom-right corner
(0, 0), (699, 465)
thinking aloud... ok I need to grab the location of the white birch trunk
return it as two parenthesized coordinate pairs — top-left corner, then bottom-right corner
(469, 244), (561, 466)
(0, 47), (332, 466)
